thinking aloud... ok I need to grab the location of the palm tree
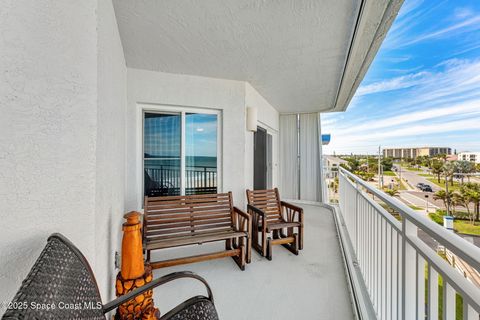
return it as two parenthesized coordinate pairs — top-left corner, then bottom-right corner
(442, 161), (456, 187)
(433, 189), (452, 214)
(459, 188), (474, 224)
(450, 192), (464, 217)
(462, 183), (480, 222)
(431, 160), (443, 183)
(330, 177), (339, 194)
(384, 188), (399, 197)
(456, 160), (475, 184)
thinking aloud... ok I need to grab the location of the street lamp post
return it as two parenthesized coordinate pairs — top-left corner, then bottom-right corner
(425, 194), (429, 213)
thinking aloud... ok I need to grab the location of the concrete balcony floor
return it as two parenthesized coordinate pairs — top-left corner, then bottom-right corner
(151, 204), (354, 320)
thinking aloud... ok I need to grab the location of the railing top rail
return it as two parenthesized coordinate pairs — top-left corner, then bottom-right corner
(146, 166), (217, 169)
(339, 167), (480, 272)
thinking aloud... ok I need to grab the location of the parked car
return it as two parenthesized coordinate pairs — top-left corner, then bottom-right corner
(422, 185), (433, 192)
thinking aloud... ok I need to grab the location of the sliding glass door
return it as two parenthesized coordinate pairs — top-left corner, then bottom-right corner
(144, 113), (181, 196)
(185, 113), (218, 195)
(143, 109), (219, 197)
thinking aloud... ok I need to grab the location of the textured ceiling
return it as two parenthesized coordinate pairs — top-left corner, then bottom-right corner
(113, 0), (362, 112)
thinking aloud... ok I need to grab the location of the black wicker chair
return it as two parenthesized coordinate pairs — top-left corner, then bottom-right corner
(2, 233), (219, 320)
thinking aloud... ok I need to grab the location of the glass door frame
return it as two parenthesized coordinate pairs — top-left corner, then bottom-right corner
(138, 103), (222, 203)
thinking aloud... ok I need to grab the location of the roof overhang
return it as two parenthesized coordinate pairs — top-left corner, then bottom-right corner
(113, 0), (403, 113)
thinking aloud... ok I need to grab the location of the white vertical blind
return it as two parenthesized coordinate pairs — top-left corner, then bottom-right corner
(299, 113), (321, 201)
(279, 114), (299, 199)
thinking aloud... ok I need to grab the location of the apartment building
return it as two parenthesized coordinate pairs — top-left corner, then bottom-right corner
(458, 152), (480, 164)
(383, 147), (452, 159)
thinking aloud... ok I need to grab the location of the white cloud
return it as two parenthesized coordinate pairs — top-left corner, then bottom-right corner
(404, 15), (480, 46)
(323, 59), (480, 154)
(357, 71), (429, 96)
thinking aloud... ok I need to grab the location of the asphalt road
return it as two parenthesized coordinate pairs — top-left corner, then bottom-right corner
(400, 191), (440, 209)
(393, 164), (441, 192)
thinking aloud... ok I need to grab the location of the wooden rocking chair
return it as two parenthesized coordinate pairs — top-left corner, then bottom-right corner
(246, 188), (303, 260)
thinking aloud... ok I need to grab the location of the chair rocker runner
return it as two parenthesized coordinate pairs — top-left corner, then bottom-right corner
(246, 188), (304, 260)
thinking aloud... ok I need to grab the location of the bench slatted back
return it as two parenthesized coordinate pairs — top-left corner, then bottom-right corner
(246, 188), (282, 223)
(144, 193), (235, 242)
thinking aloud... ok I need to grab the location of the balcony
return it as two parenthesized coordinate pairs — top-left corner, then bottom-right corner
(135, 168), (480, 320)
(337, 168), (480, 319)
(149, 203), (355, 319)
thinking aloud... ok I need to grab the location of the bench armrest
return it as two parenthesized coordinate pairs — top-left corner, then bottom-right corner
(280, 201), (303, 223)
(233, 206), (251, 234)
(233, 206), (250, 220)
(102, 271), (214, 314)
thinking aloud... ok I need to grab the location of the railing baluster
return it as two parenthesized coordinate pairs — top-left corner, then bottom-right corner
(428, 265), (438, 320)
(417, 254), (426, 320)
(443, 282), (455, 320)
(386, 223), (392, 320)
(398, 232), (402, 320)
(402, 219), (417, 320)
(465, 303), (479, 320)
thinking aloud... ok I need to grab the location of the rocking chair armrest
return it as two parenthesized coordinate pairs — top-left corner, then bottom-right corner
(247, 204), (267, 217)
(102, 271), (214, 314)
(281, 201), (304, 223)
(280, 201), (303, 213)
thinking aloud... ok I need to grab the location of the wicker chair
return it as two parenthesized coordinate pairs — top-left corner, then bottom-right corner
(2, 233), (219, 320)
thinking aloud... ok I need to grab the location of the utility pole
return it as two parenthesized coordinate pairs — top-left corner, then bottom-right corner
(445, 173), (450, 216)
(378, 146), (382, 189)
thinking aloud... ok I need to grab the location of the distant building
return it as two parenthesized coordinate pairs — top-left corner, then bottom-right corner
(383, 147), (451, 159)
(324, 155), (347, 178)
(458, 152), (480, 164)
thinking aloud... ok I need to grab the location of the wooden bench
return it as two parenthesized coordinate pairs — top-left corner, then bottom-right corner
(246, 188), (303, 260)
(144, 192), (251, 270)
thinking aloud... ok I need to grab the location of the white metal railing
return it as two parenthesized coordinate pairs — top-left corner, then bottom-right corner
(338, 167), (480, 320)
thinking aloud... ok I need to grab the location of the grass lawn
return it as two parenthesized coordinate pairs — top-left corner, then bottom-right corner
(428, 212), (480, 236)
(397, 178), (409, 190)
(453, 219), (480, 236)
(383, 171), (396, 176)
(408, 205), (422, 210)
(406, 166), (423, 172)
(418, 173), (433, 177)
(427, 178), (461, 192)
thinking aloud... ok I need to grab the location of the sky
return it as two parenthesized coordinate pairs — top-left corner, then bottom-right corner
(321, 0), (480, 155)
(144, 113), (217, 158)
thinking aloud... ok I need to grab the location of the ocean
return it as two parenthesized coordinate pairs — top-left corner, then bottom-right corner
(144, 156), (217, 170)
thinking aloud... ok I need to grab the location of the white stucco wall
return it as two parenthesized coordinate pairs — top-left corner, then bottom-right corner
(126, 69), (279, 210)
(96, 0), (127, 301)
(0, 0), (98, 306)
